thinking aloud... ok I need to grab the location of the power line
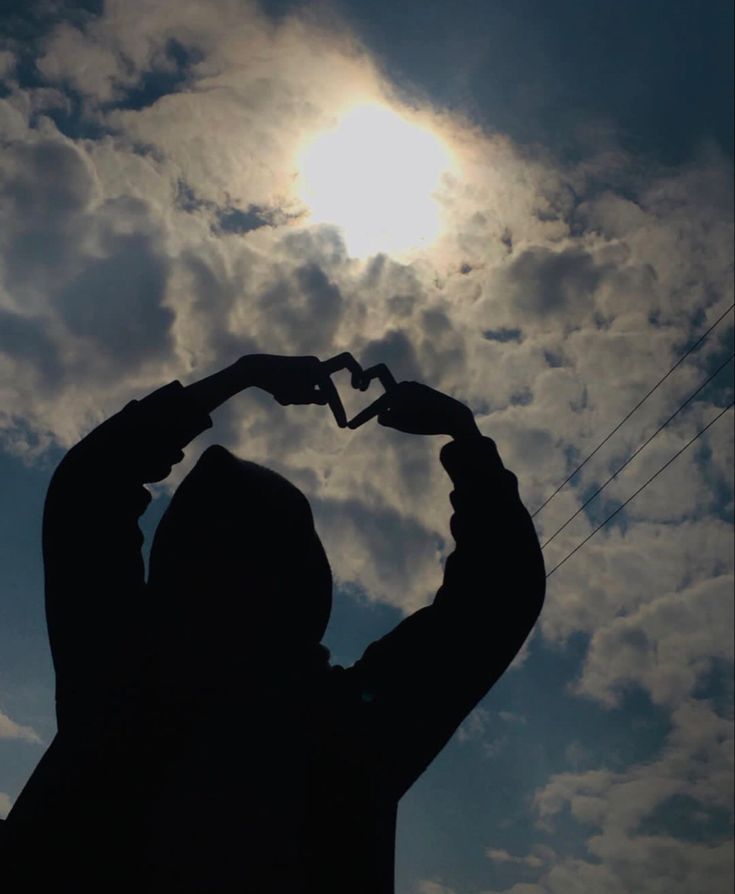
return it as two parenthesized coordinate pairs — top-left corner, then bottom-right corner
(532, 302), (735, 518)
(541, 353), (735, 550)
(544, 401), (733, 579)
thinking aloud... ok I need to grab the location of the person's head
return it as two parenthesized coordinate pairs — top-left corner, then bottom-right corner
(147, 445), (332, 675)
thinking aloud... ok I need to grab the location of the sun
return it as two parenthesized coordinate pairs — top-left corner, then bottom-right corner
(296, 103), (453, 258)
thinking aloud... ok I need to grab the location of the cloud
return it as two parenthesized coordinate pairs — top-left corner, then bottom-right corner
(486, 887), (545, 894)
(0, 709), (42, 745)
(504, 246), (605, 320)
(417, 882), (459, 894)
(0, 49), (15, 79)
(486, 848), (545, 868)
(56, 226), (174, 362)
(0, 0), (730, 693)
(311, 492), (445, 611)
(574, 574), (734, 708)
(0, 4), (732, 890)
(0, 136), (96, 298)
(457, 706), (491, 743)
(497, 711), (527, 725)
(257, 261), (344, 355)
(0, 0), (730, 646)
(0, 791), (13, 819)
(527, 698), (733, 894)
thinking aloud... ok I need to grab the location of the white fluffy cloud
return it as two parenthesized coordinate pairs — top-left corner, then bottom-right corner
(575, 573), (734, 707)
(526, 699), (734, 894)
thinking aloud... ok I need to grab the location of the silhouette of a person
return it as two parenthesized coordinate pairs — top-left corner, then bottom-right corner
(2, 354), (545, 892)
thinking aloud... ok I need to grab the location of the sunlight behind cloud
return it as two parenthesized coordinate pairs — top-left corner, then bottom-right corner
(296, 103), (453, 258)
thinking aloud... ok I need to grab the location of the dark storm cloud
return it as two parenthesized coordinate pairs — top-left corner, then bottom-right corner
(386, 293), (416, 318)
(258, 262), (344, 354)
(181, 250), (259, 361)
(0, 138), (94, 291)
(0, 136), (179, 391)
(280, 227), (348, 270)
(0, 135), (175, 372)
(313, 492), (445, 600)
(358, 328), (422, 381)
(361, 252), (427, 301)
(0, 308), (61, 387)
(506, 245), (604, 318)
(416, 307), (468, 384)
(56, 229), (174, 362)
(353, 313), (471, 408)
(0, 139), (91, 219)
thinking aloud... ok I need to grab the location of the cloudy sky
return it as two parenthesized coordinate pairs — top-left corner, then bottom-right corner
(0, 1), (733, 891)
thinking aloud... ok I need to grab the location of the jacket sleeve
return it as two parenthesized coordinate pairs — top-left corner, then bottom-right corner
(348, 436), (546, 798)
(42, 381), (212, 729)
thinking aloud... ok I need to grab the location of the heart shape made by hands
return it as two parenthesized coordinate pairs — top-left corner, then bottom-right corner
(321, 352), (397, 429)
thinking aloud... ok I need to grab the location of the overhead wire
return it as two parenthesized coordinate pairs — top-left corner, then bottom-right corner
(540, 353), (735, 550)
(531, 301), (735, 518)
(544, 401), (734, 579)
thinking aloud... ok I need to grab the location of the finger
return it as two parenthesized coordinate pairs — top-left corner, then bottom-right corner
(318, 371), (347, 428)
(375, 363), (397, 390)
(378, 406), (412, 429)
(284, 385), (329, 406)
(347, 391), (393, 429)
(321, 352), (348, 375)
(322, 352), (366, 392)
(343, 354), (365, 389)
(275, 387), (315, 406)
(322, 352), (360, 377)
(359, 363), (397, 392)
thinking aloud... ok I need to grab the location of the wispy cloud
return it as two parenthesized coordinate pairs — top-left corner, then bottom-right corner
(0, 790), (13, 819)
(0, 709), (42, 745)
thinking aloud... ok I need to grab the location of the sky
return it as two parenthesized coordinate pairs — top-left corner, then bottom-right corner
(0, 1), (733, 892)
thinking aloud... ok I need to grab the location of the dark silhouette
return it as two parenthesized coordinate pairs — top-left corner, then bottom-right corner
(2, 353), (545, 893)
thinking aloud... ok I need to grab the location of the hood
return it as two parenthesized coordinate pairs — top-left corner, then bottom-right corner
(147, 445), (333, 668)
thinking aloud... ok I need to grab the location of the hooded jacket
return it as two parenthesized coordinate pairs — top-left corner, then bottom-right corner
(3, 380), (545, 892)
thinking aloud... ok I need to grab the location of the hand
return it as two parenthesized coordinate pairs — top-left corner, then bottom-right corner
(246, 354), (348, 426)
(351, 380), (481, 439)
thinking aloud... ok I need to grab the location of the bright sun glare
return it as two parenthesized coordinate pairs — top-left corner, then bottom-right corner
(297, 103), (452, 258)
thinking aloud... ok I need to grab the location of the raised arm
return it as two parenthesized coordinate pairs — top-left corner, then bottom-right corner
(43, 354), (342, 729)
(346, 382), (546, 797)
